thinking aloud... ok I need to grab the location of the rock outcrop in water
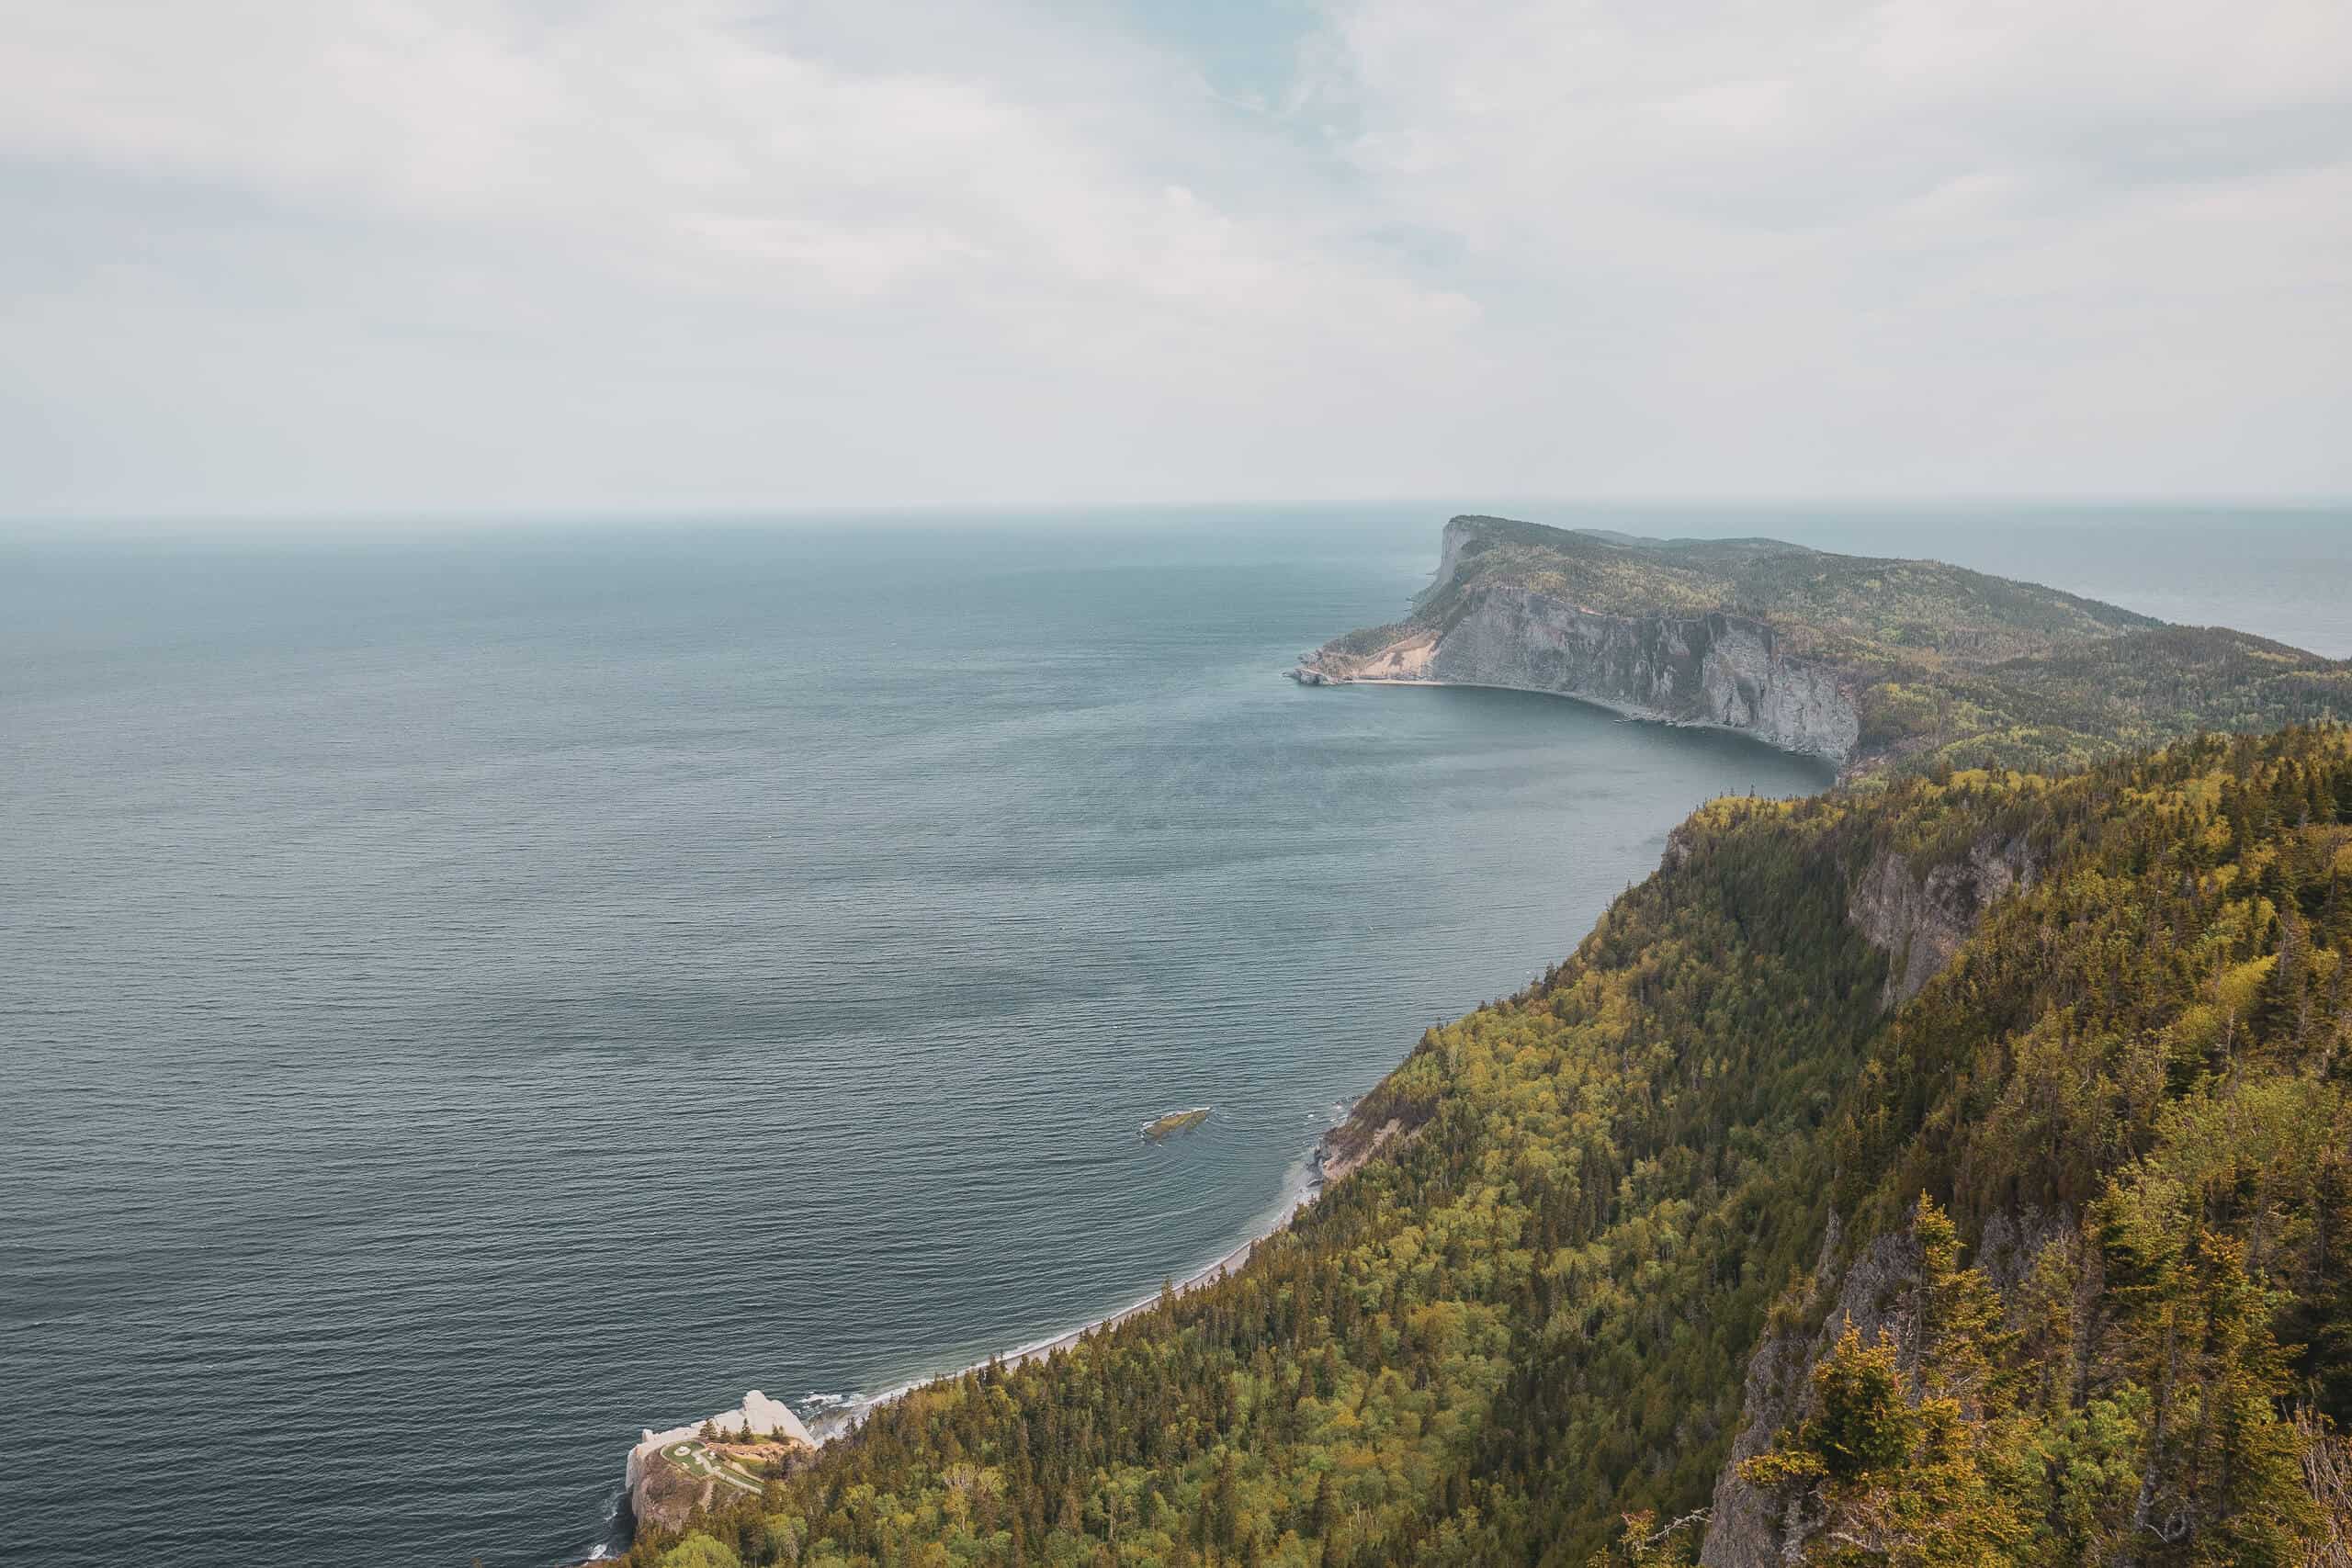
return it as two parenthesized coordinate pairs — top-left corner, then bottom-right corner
(1142, 1106), (1211, 1140)
(626, 1392), (814, 1533)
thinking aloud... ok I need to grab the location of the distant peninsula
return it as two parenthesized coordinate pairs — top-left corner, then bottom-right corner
(1294, 515), (2350, 778)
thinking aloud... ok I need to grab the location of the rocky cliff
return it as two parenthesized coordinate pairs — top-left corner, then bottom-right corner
(1848, 834), (2036, 1008)
(628, 1446), (719, 1536)
(1694, 834), (2042, 1565)
(1298, 516), (1867, 765)
(1697, 1205), (2074, 1567)
(1296, 586), (1862, 766)
(625, 1391), (813, 1534)
(1697, 1213), (1911, 1568)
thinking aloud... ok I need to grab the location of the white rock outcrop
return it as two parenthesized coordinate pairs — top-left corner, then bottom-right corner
(625, 1390), (814, 1490)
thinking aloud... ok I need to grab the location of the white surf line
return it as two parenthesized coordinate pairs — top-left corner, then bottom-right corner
(807, 1146), (1329, 1444)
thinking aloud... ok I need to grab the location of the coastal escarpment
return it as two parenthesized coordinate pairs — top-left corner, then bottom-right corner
(1847, 834), (2035, 1008)
(1692, 838), (2042, 1565)
(1295, 587), (1862, 766)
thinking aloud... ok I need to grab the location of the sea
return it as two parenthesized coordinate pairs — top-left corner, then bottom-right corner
(3, 504), (2345, 1566)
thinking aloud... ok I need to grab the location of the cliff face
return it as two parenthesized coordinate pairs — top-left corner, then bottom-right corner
(628, 1448), (716, 1536)
(1695, 837), (2041, 1566)
(1696, 1205), (2075, 1567)
(1699, 1215), (1916, 1568)
(1417, 514), (1476, 610)
(1848, 835), (2035, 1008)
(1298, 584), (1862, 766)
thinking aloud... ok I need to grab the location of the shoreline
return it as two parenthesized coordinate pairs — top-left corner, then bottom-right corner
(806, 1132), (1336, 1443)
(597, 1135), (1344, 1558)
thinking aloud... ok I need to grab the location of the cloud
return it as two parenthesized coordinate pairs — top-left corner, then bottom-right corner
(0, 0), (2346, 517)
(1302, 0), (2352, 490)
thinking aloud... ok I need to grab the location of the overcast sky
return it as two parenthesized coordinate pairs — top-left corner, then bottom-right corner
(5, 0), (2349, 520)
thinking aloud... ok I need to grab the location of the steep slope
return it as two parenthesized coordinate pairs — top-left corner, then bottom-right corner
(619, 726), (2352, 1568)
(1295, 517), (2350, 777)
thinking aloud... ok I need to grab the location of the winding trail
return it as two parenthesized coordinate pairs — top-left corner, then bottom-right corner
(662, 1442), (764, 1497)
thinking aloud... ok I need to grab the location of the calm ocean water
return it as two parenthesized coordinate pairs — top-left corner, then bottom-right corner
(2, 506), (2344, 1567)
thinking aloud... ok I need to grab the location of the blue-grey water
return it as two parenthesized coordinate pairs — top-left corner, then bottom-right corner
(2, 506), (2344, 1567)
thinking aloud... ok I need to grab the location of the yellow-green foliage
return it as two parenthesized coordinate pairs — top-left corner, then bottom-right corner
(628, 728), (2352, 1568)
(659, 1534), (745, 1568)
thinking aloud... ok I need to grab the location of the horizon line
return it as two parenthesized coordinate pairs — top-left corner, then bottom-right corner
(6, 492), (2351, 536)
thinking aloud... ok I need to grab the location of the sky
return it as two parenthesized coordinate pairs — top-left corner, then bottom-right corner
(4, 0), (2349, 521)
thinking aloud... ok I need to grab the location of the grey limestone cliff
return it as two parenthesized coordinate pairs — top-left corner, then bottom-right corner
(1698, 1207), (2075, 1567)
(1296, 519), (1862, 766)
(1696, 840), (2045, 1565)
(1296, 591), (1861, 765)
(1437, 590), (1859, 762)
(1849, 834), (2036, 1009)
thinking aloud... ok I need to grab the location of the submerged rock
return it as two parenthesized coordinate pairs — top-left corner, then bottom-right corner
(1141, 1106), (1210, 1140)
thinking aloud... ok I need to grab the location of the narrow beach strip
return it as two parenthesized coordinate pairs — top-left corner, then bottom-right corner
(805, 1138), (1332, 1444)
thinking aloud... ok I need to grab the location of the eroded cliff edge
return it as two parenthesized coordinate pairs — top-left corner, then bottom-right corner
(1298, 590), (1862, 765)
(1695, 830), (2041, 1566)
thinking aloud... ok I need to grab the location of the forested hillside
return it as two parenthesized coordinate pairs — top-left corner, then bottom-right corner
(621, 726), (2352, 1568)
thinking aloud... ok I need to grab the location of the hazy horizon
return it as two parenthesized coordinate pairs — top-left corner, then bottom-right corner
(7, 496), (2351, 540)
(8, 503), (2347, 660)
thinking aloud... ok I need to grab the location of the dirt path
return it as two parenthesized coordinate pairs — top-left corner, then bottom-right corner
(661, 1440), (763, 1496)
